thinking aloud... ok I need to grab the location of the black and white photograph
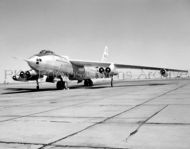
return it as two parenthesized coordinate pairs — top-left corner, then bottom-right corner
(0, 0), (190, 148)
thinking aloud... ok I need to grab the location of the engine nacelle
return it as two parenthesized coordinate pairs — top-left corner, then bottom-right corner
(12, 75), (17, 81)
(25, 71), (31, 78)
(105, 67), (111, 73)
(105, 63), (118, 75)
(160, 69), (168, 77)
(99, 67), (104, 73)
(19, 71), (25, 78)
(24, 70), (39, 80)
(13, 70), (42, 81)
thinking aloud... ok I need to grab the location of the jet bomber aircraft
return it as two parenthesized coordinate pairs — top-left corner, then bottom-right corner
(12, 47), (188, 90)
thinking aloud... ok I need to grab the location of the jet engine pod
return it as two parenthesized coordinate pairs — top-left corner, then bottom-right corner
(105, 67), (111, 73)
(106, 63), (118, 75)
(19, 71), (25, 78)
(12, 75), (17, 80)
(24, 70), (39, 80)
(99, 67), (104, 73)
(160, 69), (168, 77)
(25, 71), (31, 78)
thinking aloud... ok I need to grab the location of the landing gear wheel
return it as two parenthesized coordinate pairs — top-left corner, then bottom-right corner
(84, 79), (93, 87)
(84, 80), (88, 86)
(56, 81), (66, 90)
(36, 86), (39, 90)
(89, 79), (93, 86)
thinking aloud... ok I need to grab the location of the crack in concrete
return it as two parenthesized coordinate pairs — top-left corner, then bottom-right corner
(125, 105), (168, 142)
(0, 83), (186, 148)
(38, 83), (187, 149)
(0, 88), (125, 123)
(0, 85), (144, 123)
(0, 100), (93, 123)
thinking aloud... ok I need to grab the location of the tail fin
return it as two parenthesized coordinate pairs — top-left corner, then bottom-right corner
(101, 46), (109, 62)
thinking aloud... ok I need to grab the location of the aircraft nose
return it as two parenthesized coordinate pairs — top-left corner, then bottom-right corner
(26, 56), (41, 69)
(26, 57), (35, 65)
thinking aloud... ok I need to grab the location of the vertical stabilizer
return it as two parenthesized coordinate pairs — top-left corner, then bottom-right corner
(101, 46), (109, 62)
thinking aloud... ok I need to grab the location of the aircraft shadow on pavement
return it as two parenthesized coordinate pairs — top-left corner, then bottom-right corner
(2, 85), (90, 94)
(86, 83), (169, 89)
(2, 88), (58, 94)
(2, 83), (168, 94)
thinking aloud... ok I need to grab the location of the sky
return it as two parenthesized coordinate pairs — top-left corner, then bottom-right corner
(0, 0), (190, 83)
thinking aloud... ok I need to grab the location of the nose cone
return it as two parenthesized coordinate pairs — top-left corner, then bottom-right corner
(25, 56), (39, 70)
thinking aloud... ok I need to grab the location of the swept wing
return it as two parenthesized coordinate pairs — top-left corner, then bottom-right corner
(70, 60), (187, 73)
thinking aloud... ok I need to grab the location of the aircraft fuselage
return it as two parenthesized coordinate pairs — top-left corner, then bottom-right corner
(27, 54), (99, 81)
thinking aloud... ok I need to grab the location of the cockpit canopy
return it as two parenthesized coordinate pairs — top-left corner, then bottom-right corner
(35, 50), (55, 56)
(33, 50), (69, 59)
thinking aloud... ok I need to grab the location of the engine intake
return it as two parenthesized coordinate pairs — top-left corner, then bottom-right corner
(105, 67), (111, 73)
(19, 70), (41, 80)
(12, 75), (17, 80)
(99, 67), (104, 73)
(25, 71), (31, 78)
(98, 64), (118, 76)
(19, 71), (25, 78)
(160, 69), (168, 77)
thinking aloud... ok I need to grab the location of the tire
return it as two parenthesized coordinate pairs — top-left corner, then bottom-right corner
(56, 81), (65, 90)
(84, 79), (93, 86)
(89, 79), (93, 86)
(84, 80), (88, 86)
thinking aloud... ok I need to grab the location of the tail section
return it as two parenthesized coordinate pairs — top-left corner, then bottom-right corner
(101, 46), (109, 62)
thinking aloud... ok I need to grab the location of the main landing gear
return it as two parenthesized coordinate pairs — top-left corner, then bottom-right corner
(84, 79), (93, 87)
(36, 79), (39, 90)
(56, 77), (68, 90)
(111, 76), (113, 87)
(57, 81), (68, 90)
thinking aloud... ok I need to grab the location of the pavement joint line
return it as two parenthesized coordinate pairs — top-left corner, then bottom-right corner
(0, 84), (150, 123)
(0, 85), (110, 108)
(38, 83), (188, 149)
(0, 141), (44, 146)
(0, 99), (96, 123)
(0, 141), (129, 149)
(50, 144), (129, 149)
(0, 86), (135, 122)
(145, 122), (190, 125)
(0, 115), (107, 118)
(0, 92), (98, 109)
(0, 81), (188, 148)
(0, 80), (153, 111)
(143, 104), (190, 106)
(135, 83), (188, 106)
(126, 105), (168, 142)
